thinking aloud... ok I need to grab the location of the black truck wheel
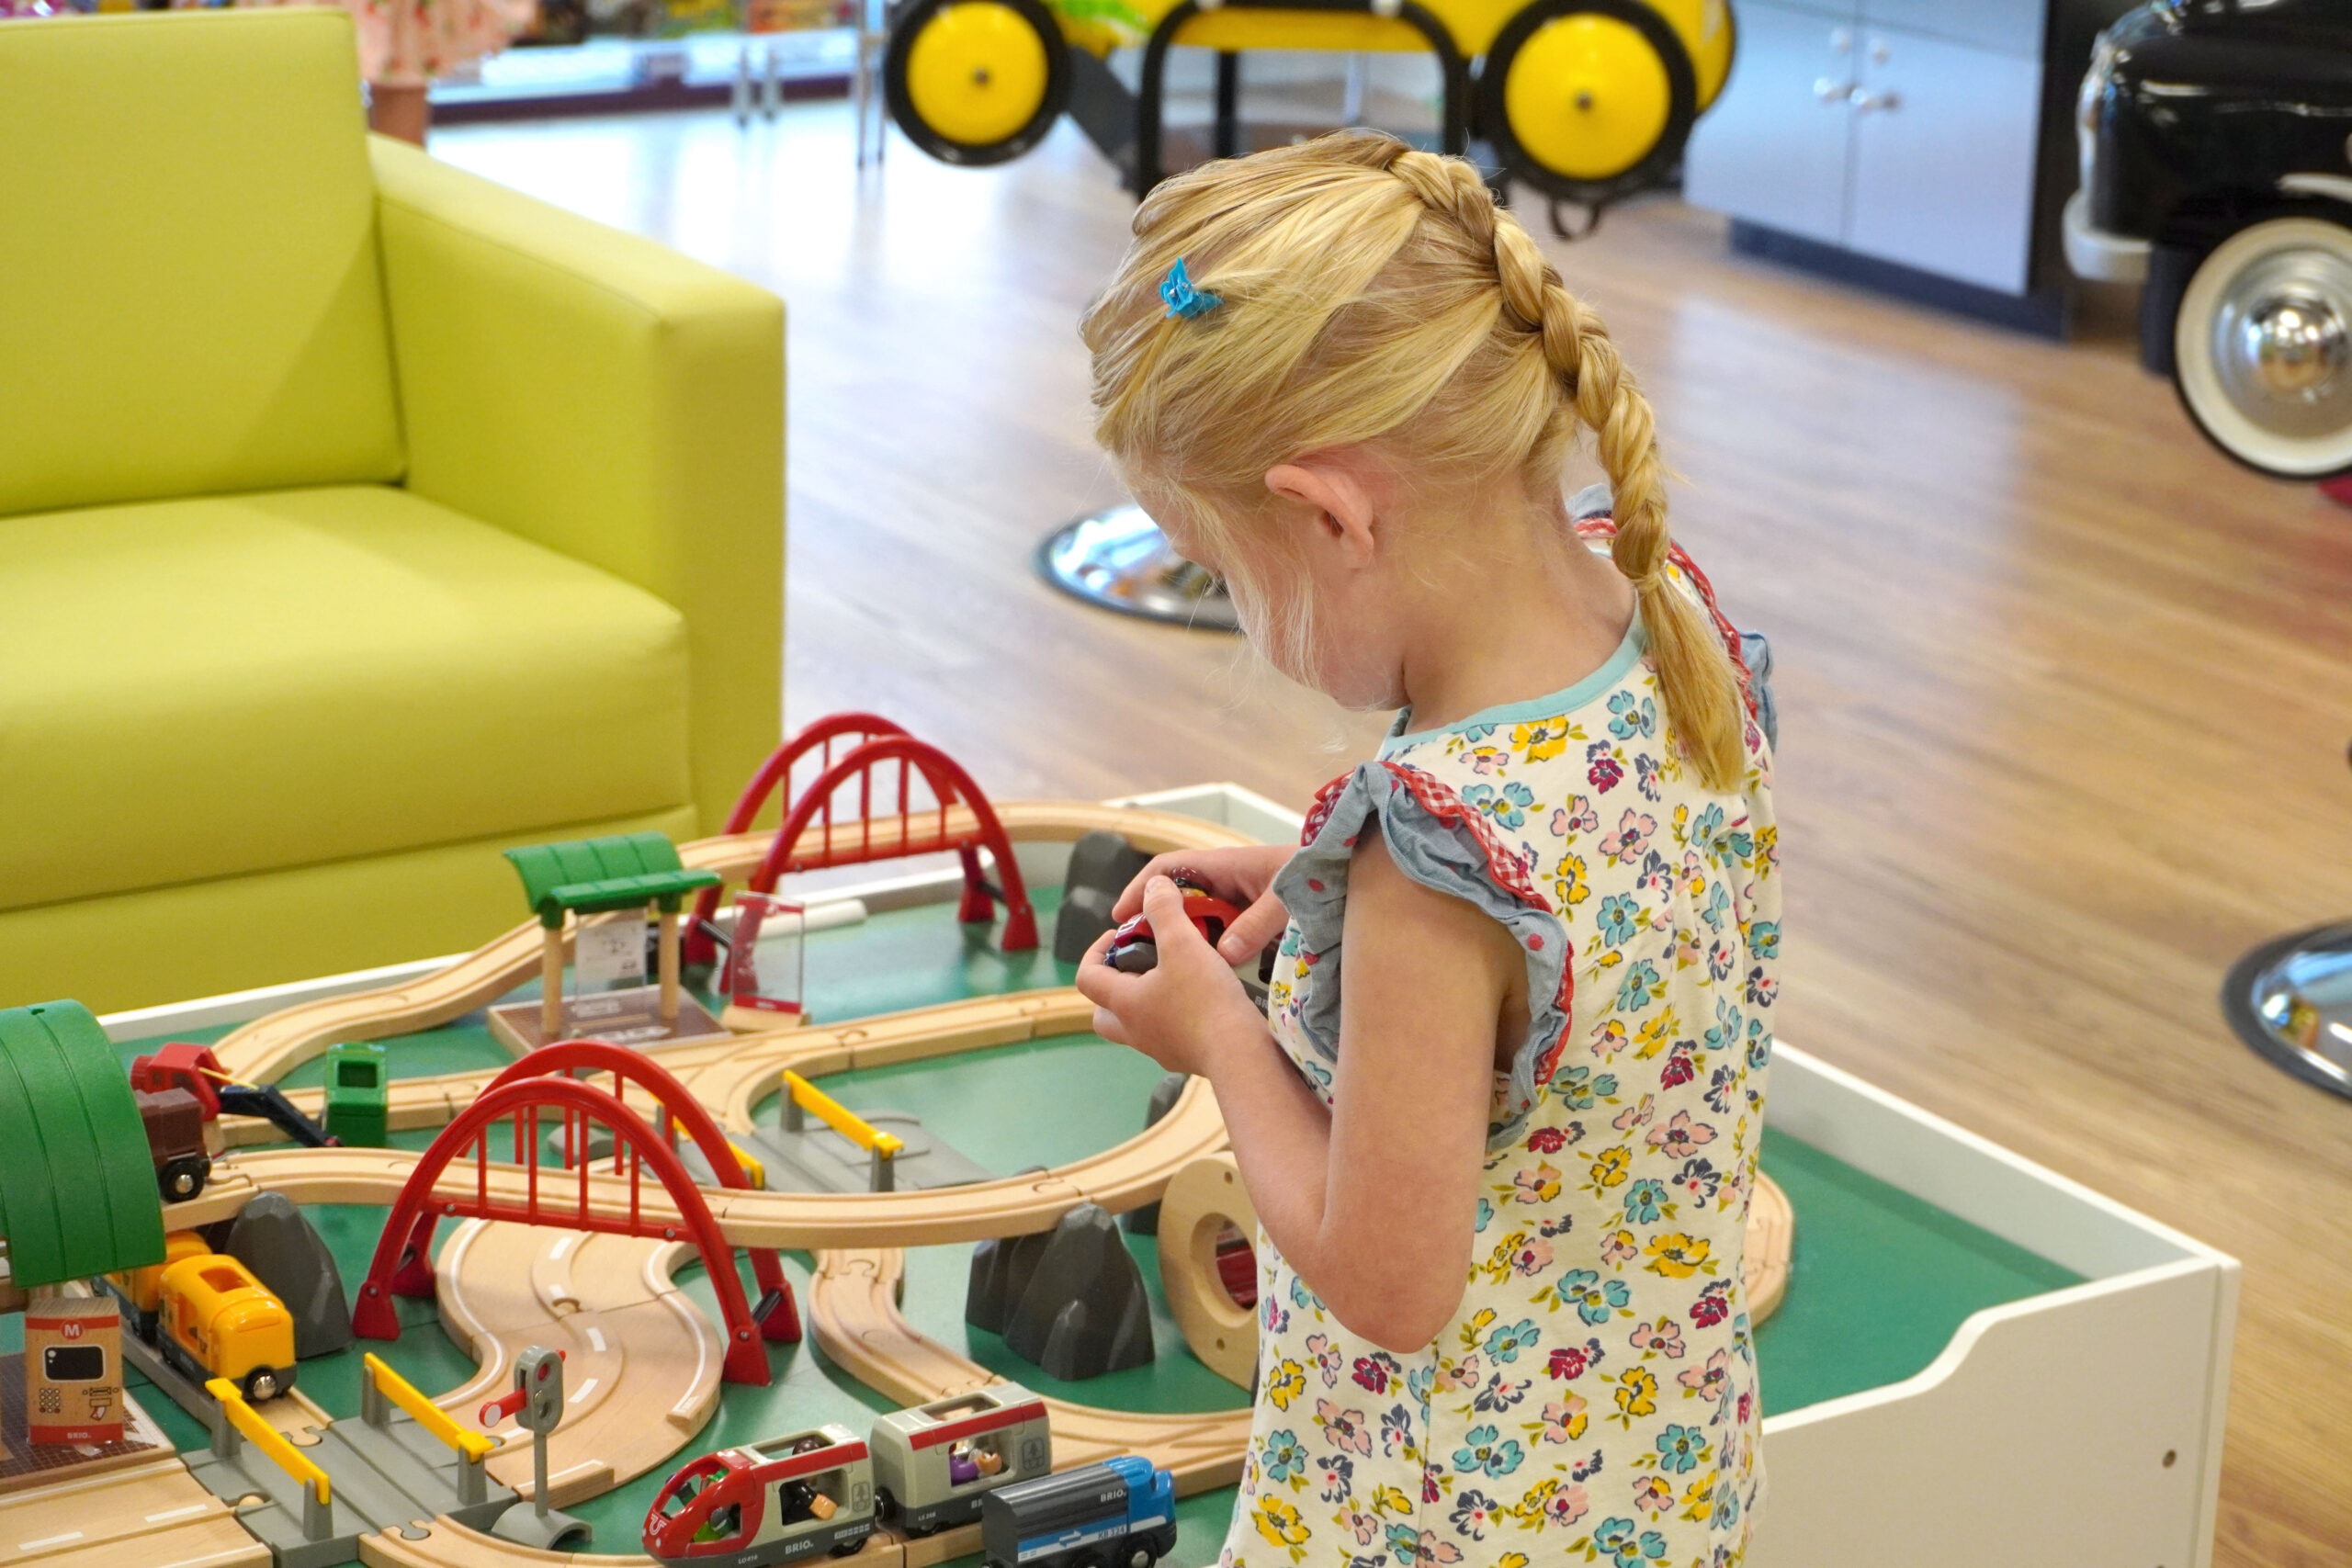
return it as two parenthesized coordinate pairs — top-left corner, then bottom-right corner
(157, 1153), (210, 1203)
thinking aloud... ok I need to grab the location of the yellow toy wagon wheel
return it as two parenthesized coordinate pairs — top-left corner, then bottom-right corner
(1691, 0), (1736, 112)
(1479, 0), (1698, 207)
(883, 0), (1070, 166)
(1650, 0), (1737, 113)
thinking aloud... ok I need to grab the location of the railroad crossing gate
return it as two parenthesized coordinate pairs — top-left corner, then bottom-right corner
(180, 1357), (516, 1568)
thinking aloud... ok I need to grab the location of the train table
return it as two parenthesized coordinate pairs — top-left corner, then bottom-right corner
(0, 766), (2236, 1568)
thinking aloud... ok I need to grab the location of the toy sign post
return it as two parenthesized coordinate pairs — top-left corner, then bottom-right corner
(484, 1346), (590, 1549)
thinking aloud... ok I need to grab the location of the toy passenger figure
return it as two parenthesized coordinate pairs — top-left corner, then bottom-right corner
(1074, 133), (1780, 1568)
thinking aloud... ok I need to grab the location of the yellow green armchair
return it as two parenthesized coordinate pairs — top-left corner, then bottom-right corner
(0, 9), (784, 1012)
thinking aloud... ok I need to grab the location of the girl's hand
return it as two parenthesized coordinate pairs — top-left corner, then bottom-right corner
(1110, 843), (1295, 965)
(1075, 874), (1270, 1076)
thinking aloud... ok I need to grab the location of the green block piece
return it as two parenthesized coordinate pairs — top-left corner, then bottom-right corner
(503, 831), (721, 928)
(0, 998), (167, 1287)
(322, 1041), (390, 1148)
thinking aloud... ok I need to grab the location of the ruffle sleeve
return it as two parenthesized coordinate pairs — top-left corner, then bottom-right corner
(1272, 759), (1577, 1150)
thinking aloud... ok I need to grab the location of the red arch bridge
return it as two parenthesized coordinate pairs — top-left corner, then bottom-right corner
(350, 1042), (797, 1386)
(685, 711), (1039, 972)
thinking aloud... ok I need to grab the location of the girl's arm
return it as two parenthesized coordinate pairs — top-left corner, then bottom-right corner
(1076, 833), (1519, 1353)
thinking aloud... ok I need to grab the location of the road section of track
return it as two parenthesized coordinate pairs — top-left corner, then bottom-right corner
(432, 1223), (721, 1507)
(1, 1455), (270, 1568)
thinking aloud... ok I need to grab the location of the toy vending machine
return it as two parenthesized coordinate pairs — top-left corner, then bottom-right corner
(25, 1295), (122, 1445)
(571, 910), (652, 1029)
(728, 892), (807, 1023)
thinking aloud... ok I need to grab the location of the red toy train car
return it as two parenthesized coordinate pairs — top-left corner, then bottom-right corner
(1102, 875), (1242, 975)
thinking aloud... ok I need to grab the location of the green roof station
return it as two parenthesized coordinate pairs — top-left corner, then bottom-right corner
(504, 832), (720, 1045)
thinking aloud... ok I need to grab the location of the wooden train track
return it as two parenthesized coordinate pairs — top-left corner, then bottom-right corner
(176, 1002), (1230, 1254)
(209, 801), (1260, 1086)
(0, 1455), (269, 1568)
(104, 795), (1794, 1568)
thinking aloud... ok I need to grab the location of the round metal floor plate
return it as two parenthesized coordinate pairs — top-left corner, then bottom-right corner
(1037, 504), (1238, 631)
(2221, 919), (2352, 1100)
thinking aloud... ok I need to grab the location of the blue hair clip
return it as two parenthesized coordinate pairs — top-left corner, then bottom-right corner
(1160, 257), (1224, 320)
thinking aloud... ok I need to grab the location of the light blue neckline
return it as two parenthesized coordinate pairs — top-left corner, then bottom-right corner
(1380, 615), (1647, 756)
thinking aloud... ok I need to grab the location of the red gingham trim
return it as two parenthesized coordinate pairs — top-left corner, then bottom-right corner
(1300, 770), (1355, 847)
(1376, 763), (1576, 1083)
(1374, 762), (1548, 912)
(1295, 762), (1578, 1087)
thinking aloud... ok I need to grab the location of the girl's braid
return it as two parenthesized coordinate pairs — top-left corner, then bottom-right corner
(1383, 142), (1744, 784)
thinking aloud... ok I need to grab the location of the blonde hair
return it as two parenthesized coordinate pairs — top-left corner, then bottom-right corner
(1081, 130), (1746, 790)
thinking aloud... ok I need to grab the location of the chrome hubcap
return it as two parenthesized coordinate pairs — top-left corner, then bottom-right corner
(1037, 504), (1238, 631)
(2211, 250), (2352, 438)
(2244, 290), (2346, 397)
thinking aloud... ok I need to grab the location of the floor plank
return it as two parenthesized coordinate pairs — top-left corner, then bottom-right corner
(429, 103), (2352, 1566)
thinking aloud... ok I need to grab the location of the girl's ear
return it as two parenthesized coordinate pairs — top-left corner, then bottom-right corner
(1265, 454), (1379, 568)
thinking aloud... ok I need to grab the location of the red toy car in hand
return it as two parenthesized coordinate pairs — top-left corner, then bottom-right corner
(1102, 874), (1242, 975)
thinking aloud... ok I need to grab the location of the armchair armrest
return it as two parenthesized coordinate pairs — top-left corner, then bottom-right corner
(369, 134), (784, 834)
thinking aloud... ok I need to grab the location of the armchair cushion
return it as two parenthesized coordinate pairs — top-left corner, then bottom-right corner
(0, 11), (403, 518)
(1, 485), (690, 913)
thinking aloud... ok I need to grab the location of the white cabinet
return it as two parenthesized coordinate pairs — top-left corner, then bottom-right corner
(1680, 5), (1858, 247)
(1685, 0), (2048, 299)
(1845, 28), (2044, 291)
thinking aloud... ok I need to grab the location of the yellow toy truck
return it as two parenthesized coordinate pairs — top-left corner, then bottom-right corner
(157, 1248), (299, 1403)
(881, 0), (1734, 208)
(102, 1227), (211, 1339)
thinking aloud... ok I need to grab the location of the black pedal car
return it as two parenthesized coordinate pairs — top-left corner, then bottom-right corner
(2065, 0), (2352, 479)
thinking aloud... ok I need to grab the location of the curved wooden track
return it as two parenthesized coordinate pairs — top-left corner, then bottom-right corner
(432, 1223), (720, 1506)
(1747, 1170), (1794, 1325)
(211, 802), (1258, 1085)
(231, 990), (1099, 1150)
(810, 1248), (1250, 1490)
(176, 1034), (1228, 1253)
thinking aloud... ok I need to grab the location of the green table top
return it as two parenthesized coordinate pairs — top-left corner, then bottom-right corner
(60, 887), (2077, 1565)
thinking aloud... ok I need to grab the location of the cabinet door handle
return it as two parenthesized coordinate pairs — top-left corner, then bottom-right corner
(1849, 87), (1901, 113)
(1814, 76), (1854, 104)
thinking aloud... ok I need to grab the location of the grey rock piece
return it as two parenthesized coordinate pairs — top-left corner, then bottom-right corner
(1001, 1202), (1154, 1380)
(967, 1165), (1061, 1331)
(225, 1190), (352, 1359)
(1054, 830), (1152, 964)
(966, 1228), (1055, 1334)
(1121, 1072), (1193, 1237)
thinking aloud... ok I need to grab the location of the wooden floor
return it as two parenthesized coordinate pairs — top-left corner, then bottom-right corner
(431, 104), (2352, 1567)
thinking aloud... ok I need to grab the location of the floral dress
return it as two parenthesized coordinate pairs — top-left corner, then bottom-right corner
(1224, 526), (1781, 1568)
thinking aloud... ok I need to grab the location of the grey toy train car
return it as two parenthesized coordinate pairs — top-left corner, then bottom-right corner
(979, 1456), (1178, 1568)
(872, 1385), (1052, 1533)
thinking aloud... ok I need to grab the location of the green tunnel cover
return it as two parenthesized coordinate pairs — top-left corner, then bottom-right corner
(0, 999), (167, 1289)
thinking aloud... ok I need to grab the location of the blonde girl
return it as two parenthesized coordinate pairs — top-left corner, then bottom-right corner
(1071, 131), (1781, 1568)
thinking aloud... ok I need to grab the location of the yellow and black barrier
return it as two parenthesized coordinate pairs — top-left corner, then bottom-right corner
(781, 1069), (903, 1191)
(208, 1376), (334, 1540)
(359, 1352), (501, 1507)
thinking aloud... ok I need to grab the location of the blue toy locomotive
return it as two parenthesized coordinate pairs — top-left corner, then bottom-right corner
(980, 1456), (1177, 1568)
